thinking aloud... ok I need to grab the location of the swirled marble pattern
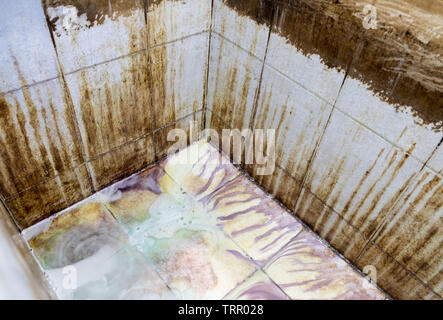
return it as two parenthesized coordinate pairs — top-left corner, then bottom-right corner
(161, 140), (241, 200)
(264, 231), (386, 300)
(101, 164), (257, 299)
(203, 175), (303, 266)
(223, 271), (289, 300)
(22, 140), (386, 300)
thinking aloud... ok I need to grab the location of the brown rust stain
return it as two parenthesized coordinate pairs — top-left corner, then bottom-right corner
(356, 243), (440, 299)
(0, 71), (84, 199)
(211, 37), (258, 131)
(6, 164), (93, 230)
(223, 0), (443, 131)
(74, 52), (152, 159)
(89, 134), (155, 191)
(43, 0), (143, 31)
(374, 172), (443, 293)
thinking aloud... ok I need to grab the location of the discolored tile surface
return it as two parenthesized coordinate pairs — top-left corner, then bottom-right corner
(65, 52), (152, 160)
(44, 0), (147, 73)
(264, 231), (386, 300)
(294, 187), (370, 262)
(203, 174), (303, 266)
(149, 33), (208, 129)
(207, 34), (262, 131)
(102, 165), (257, 299)
(253, 66), (333, 182)
(6, 164), (93, 230)
(161, 140), (241, 201)
(212, 0), (272, 59)
(21, 141), (389, 300)
(71, 246), (174, 300)
(356, 242), (441, 300)
(371, 168), (443, 295)
(147, 0), (211, 47)
(224, 270), (289, 300)
(0, 0), (59, 93)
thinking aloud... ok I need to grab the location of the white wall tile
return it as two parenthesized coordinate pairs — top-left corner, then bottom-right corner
(266, 32), (346, 104)
(254, 66), (332, 181)
(147, 0), (211, 47)
(47, 0), (146, 73)
(336, 78), (443, 163)
(306, 109), (424, 238)
(207, 34), (262, 129)
(212, 0), (270, 59)
(0, 0), (59, 92)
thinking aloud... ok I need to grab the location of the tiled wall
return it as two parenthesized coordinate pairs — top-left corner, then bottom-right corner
(0, 0), (441, 300)
(206, 0), (442, 299)
(0, 0), (211, 229)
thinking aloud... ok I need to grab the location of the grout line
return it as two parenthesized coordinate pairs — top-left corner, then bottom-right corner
(4, 162), (90, 201)
(201, 108), (437, 299)
(0, 76), (60, 97)
(203, 0), (215, 132)
(148, 30), (210, 50)
(212, 31), (266, 62)
(248, 5), (275, 131)
(355, 238), (442, 299)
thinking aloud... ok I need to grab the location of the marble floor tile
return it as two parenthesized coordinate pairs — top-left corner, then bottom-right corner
(72, 246), (174, 300)
(102, 164), (257, 299)
(23, 202), (129, 299)
(161, 140), (241, 201)
(223, 270), (289, 300)
(203, 174), (303, 266)
(264, 231), (386, 300)
(20, 140), (387, 300)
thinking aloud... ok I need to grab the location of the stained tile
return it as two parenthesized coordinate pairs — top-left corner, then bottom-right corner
(428, 144), (443, 174)
(65, 52), (152, 159)
(71, 246), (174, 300)
(356, 242), (440, 300)
(88, 134), (155, 191)
(155, 111), (202, 161)
(45, 0), (146, 73)
(0, 78), (85, 198)
(22, 202), (133, 299)
(147, 0), (211, 47)
(294, 187), (370, 262)
(150, 33), (208, 128)
(224, 270), (289, 300)
(207, 34), (262, 130)
(161, 140), (241, 201)
(372, 169), (443, 295)
(246, 164), (302, 213)
(24, 202), (127, 269)
(0, 0), (59, 93)
(6, 164), (93, 230)
(336, 78), (442, 163)
(203, 174), (303, 266)
(265, 231), (386, 300)
(266, 2), (346, 105)
(102, 167), (256, 299)
(306, 109), (423, 238)
(212, 0), (272, 59)
(254, 66), (332, 182)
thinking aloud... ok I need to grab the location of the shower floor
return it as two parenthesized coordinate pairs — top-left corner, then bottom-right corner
(23, 140), (386, 300)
